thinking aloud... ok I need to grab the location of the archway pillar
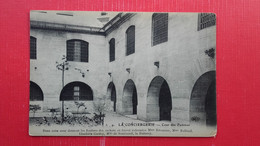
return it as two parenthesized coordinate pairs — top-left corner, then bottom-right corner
(146, 91), (160, 121)
(115, 98), (123, 114)
(146, 104), (160, 121)
(171, 97), (190, 124)
(121, 95), (134, 114)
(136, 91), (147, 121)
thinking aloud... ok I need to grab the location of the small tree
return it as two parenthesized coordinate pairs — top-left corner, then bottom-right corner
(30, 104), (41, 117)
(93, 96), (110, 125)
(56, 55), (70, 122)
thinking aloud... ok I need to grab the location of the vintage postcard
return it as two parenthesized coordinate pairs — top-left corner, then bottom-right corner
(29, 11), (216, 136)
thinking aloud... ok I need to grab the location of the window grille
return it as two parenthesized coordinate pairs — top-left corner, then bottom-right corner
(126, 26), (135, 56)
(198, 13), (216, 31)
(152, 13), (168, 46)
(109, 38), (115, 62)
(67, 40), (89, 62)
(30, 36), (37, 59)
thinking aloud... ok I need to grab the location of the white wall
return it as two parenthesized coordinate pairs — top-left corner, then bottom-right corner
(30, 13), (216, 125)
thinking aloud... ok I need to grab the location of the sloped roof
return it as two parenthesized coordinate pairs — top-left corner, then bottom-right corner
(30, 11), (119, 28)
(30, 11), (136, 36)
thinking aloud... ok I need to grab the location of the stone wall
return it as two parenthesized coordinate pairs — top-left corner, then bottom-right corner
(30, 13), (216, 125)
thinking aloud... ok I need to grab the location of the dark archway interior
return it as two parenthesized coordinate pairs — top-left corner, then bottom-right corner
(205, 80), (216, 126)
(60, 82), (93, 101)
(159, 81), (172, 121)
(30, 81), (44, 101)
(190, 71), (216, 126)
(123, 79), (138, 115)
(132, 86), (137, 114)
(109, 83), (117, 112)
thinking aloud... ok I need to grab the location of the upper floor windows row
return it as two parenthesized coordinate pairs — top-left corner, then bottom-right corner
(109, 13), (169, 61)
(125, 13), (169, 55)
(31, 13), (169, 62)
(31, 13), (215, 62)
(30, 38), (89, 63)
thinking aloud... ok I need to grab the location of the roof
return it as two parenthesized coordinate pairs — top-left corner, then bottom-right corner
(30, 11), (136, 36)
(30, 11), (119, 28)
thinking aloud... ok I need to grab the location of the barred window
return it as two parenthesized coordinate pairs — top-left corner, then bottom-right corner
(67, 40), (89, 62)
(60, 82), (93, 101)
(198, 13), (216, 31)
(73, 86), (80, 100)
(30, 36), (37, 59)
(126, 26), (135, 56)
(109, 38), (115, 62)
(30, 81), (43, 101)
(152, 13), (168, 46)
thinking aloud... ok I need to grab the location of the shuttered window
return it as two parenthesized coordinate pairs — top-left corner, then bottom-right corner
(30, 36), (37, 59)
(109, 38), (115, 62)
(152, 13), (168, 46)
(126, 26), (135, 56)
(198, 13), (216, 31)
(67, 40), (89, 62)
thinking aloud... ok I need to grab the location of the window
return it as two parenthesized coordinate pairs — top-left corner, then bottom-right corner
(126, 26), (135, 56)
(73, 86), (80, 100)
(30, 81), (43, 101)
(152, 13), (168, 46)
(109, 38), (115, 62)
(60, 82), (93, 101)
(198, 13), (216, 31)
(67, 40), (89, 62)
(30, 36), (37, 59)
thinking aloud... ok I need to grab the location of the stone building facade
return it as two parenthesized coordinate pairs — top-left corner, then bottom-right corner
(30, 12), (216, 126)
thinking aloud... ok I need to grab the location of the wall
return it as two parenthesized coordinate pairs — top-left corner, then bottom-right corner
(30, 13), (216, 125)
(30, 29), (108, 116)
(104, 13), (216, 123)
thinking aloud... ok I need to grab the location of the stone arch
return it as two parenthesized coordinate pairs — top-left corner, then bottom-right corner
(30, 81), (44, 101)
(122, 79), (137, 114)
(190, 71), (216, 126)
(147, 76), (172, 121)
(60, 81), (93, 101)
(107, 82), (117, 112)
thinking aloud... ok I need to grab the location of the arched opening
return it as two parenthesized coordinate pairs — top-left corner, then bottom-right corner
(30, 81), (44, 101)
(60, 81), (93, 101)
(190, 71), (216, 126)
(159, 81), (172, 121)
(122, 79), (137, 114)
(147, 76), (172, 121)
(107, 82), (117, 112)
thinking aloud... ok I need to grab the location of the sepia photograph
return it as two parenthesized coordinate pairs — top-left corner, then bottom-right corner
(29, 11), (216, 137)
